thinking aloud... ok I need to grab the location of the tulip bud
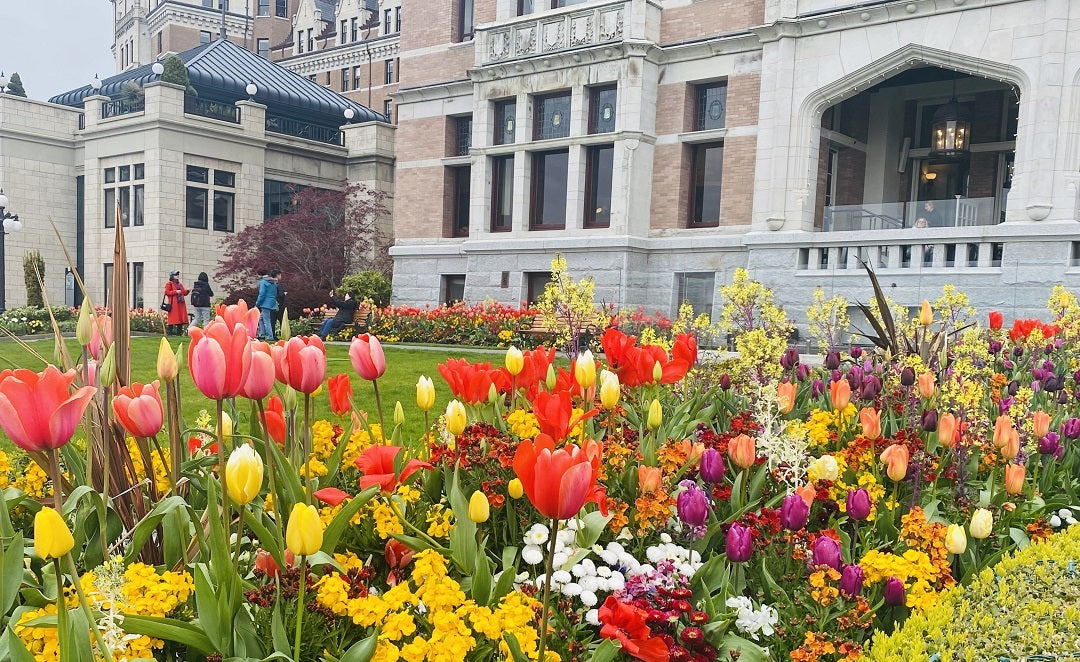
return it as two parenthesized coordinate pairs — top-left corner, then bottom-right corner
(719, 374), (731, 390)
(839, 565), (864, 598)
(99, 343), (117, 388)
(34, 507), (75, 560)
(652, 361), (663, 384)
(859, 407), (881, 440)
(647, 399), (662, 430)
(725, 523), (752, 563)
(899, 367), (915, 386)
(1038, 432), (1062, 457)
(918, 300), (933, 326)
(811, 535), (842, 570)
(219, 411), (233, 444)
(780, 493), (809, 531)
(468, 490), (490, 523)
(993, 415), (1013, 449)
(825, 351), (841, 370)
(944, 524), (967, 555)
(1032, 411), (1051, 439)
(917, 373), (935, 399)
(225, 444), (264, 506)
(283, 386), (298, 411)
(969, 508), (993, 539)
(699, 448), (725, 484)
(416, 375), (435, 412)
(829, 379), (851, 411)
(505, 346), (524, 376)
(285, 503), (324, 557)
(807, 455), (839, 482)
(394, 401), (405, 427)
(937, 413), (958, 448)
(850, 346), (863, 359)
(76, 300), (93, 346)
(508, 478), (524, 499)
(1004, 464), (1025, 495)
(487, 383), (498, 404)
(883, 577), (906, 606)
(880, 444), (909, 482)
(780, 348), (800, 370)
(445, 399), (467, 436)
(279, 309), (291, 341)
(676, 481), (709, 526)
(599, 370), (620, 410)
(574, 350), (596, 389)
(638, 466), (662, 493)
(846, 488), (872, 521)
(796, 363), (811, 382)
(921, 409), (938, 433)
(1063, 417), (1080, 439)
(728, 434), (756, 470)
(545, 364), (557, 391)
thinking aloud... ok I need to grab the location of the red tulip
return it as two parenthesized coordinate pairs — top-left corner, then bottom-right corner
(437, 358), (511, 405)
(600, 328), (695, 387)
(532, 391), (597, 443)
(188, 321), (252, 400)
(988, 311), (1003, 330)
(597, 596), (670, 662)
(216, 300), (260, 338)
(328, 374), (352, 416)
(313, 487), (352, 507)
(279, 336), (327, 394)
(349, 334), (386, 381)
(512, 433), (601, 520)
(261, 395), (286, 444)
(515, 347), (557, 399)
(354, 445), (432, 493)
(112, 381), (164, 438)
(240, 341), (275, 401)
(0, 366), (96, 452)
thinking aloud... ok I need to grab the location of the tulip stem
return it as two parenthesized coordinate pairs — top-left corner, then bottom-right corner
(536, 517), (559, 662)
(217, 400), (232, 544)
(61, 555), (115, 662)
(49, 449), (64, 512)
(372, 379), (386, 433)
(256, 399), (285, 542)
(293, 555), (307, 662)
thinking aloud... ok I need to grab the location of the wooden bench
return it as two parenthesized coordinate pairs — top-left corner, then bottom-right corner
(522, 313), (602, 340)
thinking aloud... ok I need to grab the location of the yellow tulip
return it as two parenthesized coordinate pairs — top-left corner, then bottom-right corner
(599, 370), (620, 410)
(285, 503), (324, 557)
(969, 508), (993, 540)
(416, 375), (435, 412)
(508, 478), (524, 499)
(574, 350), (596, 390)
(647, 399), (663, 430)
(918, 299), (933, 326)
(807, 455), (839, 482)
(944, 524), (967, 555)
(505, 346), (524, 376)
(468, 491), (490, 523)
(225, 444), (264, 506)
(34, 507), (74, 560)
(219, 411), (233, 444)
(445, 399), (467, 436)
(157, 336), (178, 382)
(394, 401), (405, 427)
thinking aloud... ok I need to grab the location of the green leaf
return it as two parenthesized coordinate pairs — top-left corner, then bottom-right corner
(471, 552), (492, 606)
(321, 485), (379, 554)
(0, 489), (16, 540)
(123, 496), (197, 564)
(323, 418), (356, 485)
(574, 511), (613, 549)
(448, 468), (478, 573)
(718, 634), (770, 662)
(490, 567), (517, 607)
(502, 633), (531, 662)
(1008, 527), (1030, 550)
(120, 614), (217, 655)
(193, 565), (227, 654)
(387, 533), (438, 554)
(589, 639), (621, 662)
(271, 602), (290, 655)
(265, 436), (305, 507)
(2, 626), (37, 662)
(163, 504), (194, 569)
(340, 630), (379, 662)
(243, 508), (285, 571)
(0, 533), (25, 616)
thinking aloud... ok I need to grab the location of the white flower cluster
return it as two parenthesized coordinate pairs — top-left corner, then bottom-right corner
(725, 596), (778, 642)
(1049, 507), (1078, 529)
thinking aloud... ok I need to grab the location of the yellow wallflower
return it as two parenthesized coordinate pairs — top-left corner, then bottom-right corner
(506, 409), (541, 438)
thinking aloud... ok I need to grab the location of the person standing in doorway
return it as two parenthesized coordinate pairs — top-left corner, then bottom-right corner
(189, 272), (214, 330)
(163, 270), (189, 336)
(255, 268), (280, 341)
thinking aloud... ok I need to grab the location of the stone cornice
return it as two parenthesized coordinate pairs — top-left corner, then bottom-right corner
(146, 6), (254, 37)
(393, 79), (473, 105)
(277, 35), (401, 72)
(469, 40), (660, 82)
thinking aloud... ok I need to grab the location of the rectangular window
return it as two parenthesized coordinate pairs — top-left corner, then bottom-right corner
(534, 92), (570, 140)
(119, 165), (130, 182)
(824, 148), (839, 208)
(384, 59), (395, 85)
(395, 6), (401, 32)
(202, 0), (212, 6)
(526, 272), (552, 305)
(187, 165), (209, 183)
(340, 20), (348, 43)
(220, 0), (229, 10)
(264, 179), (302, 219)
(967, 243), (980, 266)
(493, 99), (516, 145)
(689, 142), (723, 226)
(156, 32), (163, 54)
(104, 168), (116, 184)
(991, 242), (1003, 267)
(258, 0), (270, 15)
(354, 66), (362, 90)
(351, 17), (358, 41)
(119, 186), (131, 227)
(384, 100), (393, 122)
(584, 144), (614, 228)
(132, 262), (144, 309)
(384, 9), (392, 34)
(276, 0), (286, 17)
(589, 85), (617, 134)
(531, 149), (569, 229)
(675, 272), (715, 319)
(134, 185), (144, 226)
(454, 116), (472, 156)
(186, 187), (208, 228)
(297, 31), (304, 53)
(104, 263), (113, 309)
(258, 38), (269, 58)
(456, 0), (474, 41)
(341, 68), (350, 91)
(491, 155), (514, 232)
(214, 191), (235, 232)
(442, 275), (466, 306)
(214, 170), (236, 187)
(134, 163), (144, 180)
(200, 30), (213, 45)
(450, 166), (471, 237)
(104, 189), (116, 228)
(696, 81), (728, 131)
(307, 28), (314, 52)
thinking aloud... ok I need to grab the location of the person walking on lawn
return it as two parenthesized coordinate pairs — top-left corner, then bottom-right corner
(188, 272), (215, 330)
(163, 270), (189, 336)
(255, 268), (281, 341)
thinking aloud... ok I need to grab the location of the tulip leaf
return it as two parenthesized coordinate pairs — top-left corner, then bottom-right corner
(124, 496), (197, 565)
(321, 485), (379, 554)
(0, 533), (25, 616)
(489, 567), (517, 607)
(574, 511), (613, 550)
(264, 435), (305, 508)
(2, 626), (37, 662)
(471, 552), (491, 606)
(340, 629), (379, 662)
(1009, 527), (1030, 550)
(271, 601), (290, 654)
(162, 505), (195, 569)
(589, 639), (621, 662)
(448, 469), (478, 574)
(243, 508), (284, 570)
(193, 564), (227, 654)
(502, 633), (531, 662)
(388, 533), (438, 554)
(323, 418), (356, 485)
(0, 489), (16, 540)
(691, 555), (730, 602)
(119, 614), (216, 655)
(718, 634), (770, 662)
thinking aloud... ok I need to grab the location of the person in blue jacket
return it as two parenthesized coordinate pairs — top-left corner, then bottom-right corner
(255, 268), (280, 341)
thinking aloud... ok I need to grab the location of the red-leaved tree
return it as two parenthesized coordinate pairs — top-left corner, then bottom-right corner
(217, 182), (391, 296)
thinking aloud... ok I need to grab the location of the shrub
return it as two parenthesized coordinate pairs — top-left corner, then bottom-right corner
(339, 271), (391, 306)
(22, 251), (45, 308)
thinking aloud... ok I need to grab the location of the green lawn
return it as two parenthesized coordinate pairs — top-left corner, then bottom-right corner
(0, 336), (501, 449)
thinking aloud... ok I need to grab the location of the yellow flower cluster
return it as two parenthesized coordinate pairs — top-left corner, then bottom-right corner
(1048, 284), (1080, 340)
(804, 410), (837, 448)
(14, 461), (50, 498)
(343, 424), (384, 467)
(829, 472), (882, 520)
(506, 409), (540, 439)
(317, 550), (543, 662)
(370, 500), (404, 539)
(425, 505), (455, 539)
(312, 419), (338, 460)
(320, 502), (363, 528)
(125, 437), (172, 496)
(900, 507), (954, 593)
(301, 457), (328, 478)
(858, 549), (938, 610)
(806, 287), (851, 355)
(0, 450), (11, 488)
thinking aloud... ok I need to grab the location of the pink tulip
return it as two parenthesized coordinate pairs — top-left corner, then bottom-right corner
(215, 300), (260, 338)
(269, 342), (288, 384)
(88, 314), (113, 360)
(188, 321), (252, 400)
(0, 366), (96, 452)
(350, 334), (386, 381)
(112, 381), (164, 438)
(241, 341), (276, 401)
(279, 336), (327, 394)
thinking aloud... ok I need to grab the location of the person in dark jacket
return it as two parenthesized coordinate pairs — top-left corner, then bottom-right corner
(318, 290), (358, 340)
(189, 272), (215, 329)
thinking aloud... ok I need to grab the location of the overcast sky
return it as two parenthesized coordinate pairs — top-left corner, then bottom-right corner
(3, 1), (115, 100)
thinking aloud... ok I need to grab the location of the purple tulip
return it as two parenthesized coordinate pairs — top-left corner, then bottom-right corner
(839, 565), (864, 598)
(1033, 367), (1049, 382)
(781, 349), (800, 370)
(719, 374), (732, 390)
(811, 535), (842, 570)
(725, 523), (753, 563)
(1013, 346), (1024, 358)
(825, 351), (841, 370)
(1046, 375), (1063, 392)
(1059, 390), (1070, 406)
(921, 409), (939, 432)
(1073, 370), (1080, 384)
(989, 340), (1002, 355)
(780, 494), (810, 531)
(1003, 359), (1015, 370)
(699, 448), (726, 484)
(900, 367), (915, 386)
(1038, 432), (1063, 458)
(811, 379), (825, 398)
(846, 488), (871, 521)
(850, 346), (863, 359)
(1007, 380), (1019, 396)
(1045, 343), (1055, 355)
(884, 577), (906, 606)
(796, 363), (811, 382)
(860, 375), (882, 400)
(676, 481), (709, 527)
(1062, 418), (1080, 439)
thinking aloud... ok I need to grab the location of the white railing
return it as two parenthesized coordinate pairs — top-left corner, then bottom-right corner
(797, 240), (1005, 273)
(478, 0), (632, 65)
(823, 197), (999, 232)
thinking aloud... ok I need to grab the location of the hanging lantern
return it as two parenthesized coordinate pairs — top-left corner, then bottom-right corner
(930, 99), (971, 158)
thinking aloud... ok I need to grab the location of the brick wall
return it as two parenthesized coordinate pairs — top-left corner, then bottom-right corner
(719, 135), (756, 226)
(726, 74), (760, 127)
(649, 143), (690, 229)
(660, 0), (765, 44)
(396, 115), (451, 239)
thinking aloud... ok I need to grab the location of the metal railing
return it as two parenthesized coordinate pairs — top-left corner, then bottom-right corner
(265, 115), (344, 146)
(101, 97), (144, 119)
(823, 198), (999, 232)
(184, 95), (241, 123)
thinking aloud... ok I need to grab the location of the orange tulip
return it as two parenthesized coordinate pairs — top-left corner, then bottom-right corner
(328, 374), (352, 416)
(729, 434), (756, 470)
(1004, 463), (1026, 495)
(1002, 428), (1020, 460)
(188, 321), (252, 400)
(240, 341), (275, 401)
(917, 373), (935, 399)
(638, 466), (662, 493)
(112, 381), (164, 438)
(0, 366), (96, 452)
(777, 382), (797, 414)
(993, 415), (1014, 449)
(829, 379), (851, 411)
(795, 484), (816, 507)
(278, 336), (327, 395)
(880, 444), (909, 482)
(937, 413), (958, 448)
(1032, 411), (1051, 439)
(513, 433), (604, 520)
(859, 407), (881, 440)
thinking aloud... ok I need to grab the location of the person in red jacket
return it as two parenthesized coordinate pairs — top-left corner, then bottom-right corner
(163, 270), (190, 336)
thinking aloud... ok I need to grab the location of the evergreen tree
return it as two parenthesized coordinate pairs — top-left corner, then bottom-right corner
(6, 72), (27, 97)
(159, 55), (196, 96)
(23, 251), (45, 308)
